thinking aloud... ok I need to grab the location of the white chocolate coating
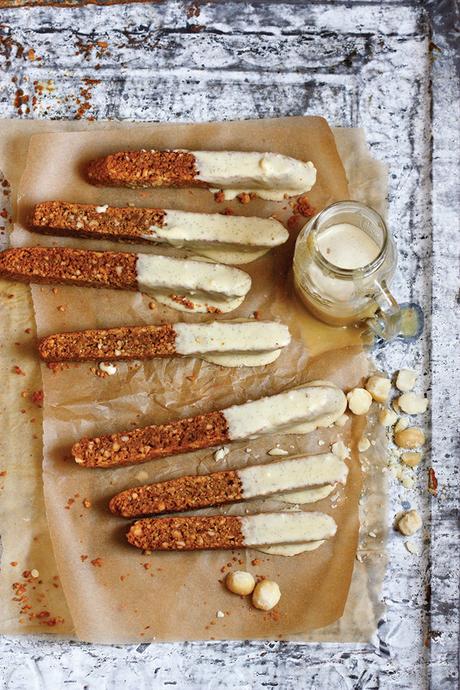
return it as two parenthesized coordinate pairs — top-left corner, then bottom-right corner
(173, 321), (290, 367)
(136, 254), (251, 314)
(241, 511), (336, 546)
(239, 454), (348, 499)
(145, 210), (288, 249)
(174, 321), (290, 355)
(223, 383), (347, 440)
(191, 151), (316, 200)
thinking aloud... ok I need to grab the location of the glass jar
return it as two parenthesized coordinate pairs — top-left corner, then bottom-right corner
(293, 201), (400, 338)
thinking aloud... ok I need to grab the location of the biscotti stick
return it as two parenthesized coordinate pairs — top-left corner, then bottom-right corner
(30, 201), (288, 264)
(86, 150), (317, 200)
(0, 247), (251, 314)
(127, 512), (337, 552)
(38, 321), (291, 366)
(109, 453), (349, 518)
(72, 383), (347, 468)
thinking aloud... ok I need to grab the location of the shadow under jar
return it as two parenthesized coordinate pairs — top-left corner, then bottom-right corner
(293, 201), (400, 338)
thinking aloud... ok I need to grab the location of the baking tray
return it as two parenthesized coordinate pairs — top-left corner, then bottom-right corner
(0, 1), (458, 688)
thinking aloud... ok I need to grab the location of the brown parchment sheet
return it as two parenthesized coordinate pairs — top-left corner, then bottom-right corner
(0, 117), (388, 643)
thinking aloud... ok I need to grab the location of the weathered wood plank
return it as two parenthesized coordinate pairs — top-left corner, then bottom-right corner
(0, 2), (458, 689)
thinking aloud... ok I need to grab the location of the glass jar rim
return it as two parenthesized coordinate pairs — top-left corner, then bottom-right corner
(308, 200), (389, 278)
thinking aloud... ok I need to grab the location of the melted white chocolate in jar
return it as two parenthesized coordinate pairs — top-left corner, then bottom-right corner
(316, 223), (380, 269)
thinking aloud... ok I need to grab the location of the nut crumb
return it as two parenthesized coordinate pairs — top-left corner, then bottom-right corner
(31, 390), (44, 407)
(358, 437), (370, 452)
(214, 446), (229, 462)
(267, 447), (289, 456)
(237, 192), (251, 204)
(405, 540), (419, 555)
(99, 362), (117, 376)
(331, 440), (350, 460)
(294, 195), (315, 218)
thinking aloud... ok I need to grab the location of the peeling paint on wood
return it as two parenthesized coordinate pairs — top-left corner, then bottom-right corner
(0, 1), (458, 689)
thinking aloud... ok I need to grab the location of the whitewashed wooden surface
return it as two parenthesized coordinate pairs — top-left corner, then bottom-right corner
(0, 1), (458, 688)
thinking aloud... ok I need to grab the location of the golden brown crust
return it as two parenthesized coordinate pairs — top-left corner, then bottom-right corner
(110, 469), (243, 518)
(0, 247), (138, 290)
(72, 411), (230, 468)
(127, 515), (244, 551)
(31, 201), (166, 242)
(86, 150), (208, 189)
(38, 324), (177, 362)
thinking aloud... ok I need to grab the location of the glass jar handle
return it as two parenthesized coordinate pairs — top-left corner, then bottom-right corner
(365, 279), (401, 341)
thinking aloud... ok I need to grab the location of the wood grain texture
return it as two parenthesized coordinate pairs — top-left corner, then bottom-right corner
(0, 1), (458, 688)
(0, 0), (156, 6)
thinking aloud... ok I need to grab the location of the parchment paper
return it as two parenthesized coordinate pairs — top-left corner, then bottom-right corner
(0, 117), (388, 642)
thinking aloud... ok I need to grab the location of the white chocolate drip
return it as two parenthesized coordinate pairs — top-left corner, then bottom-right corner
(276, 484), (335, 505)
(256, 540), (325, 556)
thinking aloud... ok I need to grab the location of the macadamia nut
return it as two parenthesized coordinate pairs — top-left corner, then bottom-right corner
(365, 375), (391, 403)
(225, 570), (255, 596)
(401, 451), (422, 467)
(397, 509), (422, 536)
(331, 440), (350, 460)
(252, 580), (281, 611)
(358, 437), (371, 452)
(396, 369), (417, 392)
(394, 426), (425, 448)
(378, 407), (399, 427)
(398, 392), (429, 415)
(394, 417), (409, 433)
(347, 388), (372, 415)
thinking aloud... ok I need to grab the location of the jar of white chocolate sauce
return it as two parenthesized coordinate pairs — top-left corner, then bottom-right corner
(293, 201), (401, 339)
